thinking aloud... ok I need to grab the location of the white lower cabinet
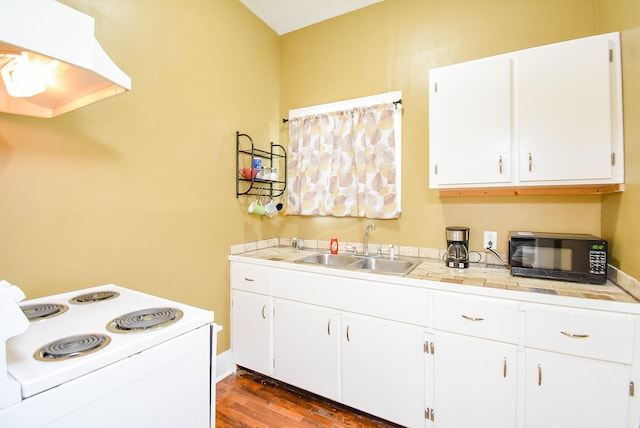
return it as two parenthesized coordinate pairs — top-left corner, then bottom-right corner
(525, 349), (630, 428)
(523, 304), (634, 428)
(230, 290), (272, 376)
(341, 313), (427, 427)
(273, 299), (340, 401)
(432, 292), (519, 427)
(230, 262), (273, 375)
(433, 332), (517, 428)
(230, 259), (640, 428)
(273, 299), (428, 427)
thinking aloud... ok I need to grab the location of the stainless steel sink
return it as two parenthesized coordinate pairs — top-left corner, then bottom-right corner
(349, 257), (420, 275)
(295, 252), (421, 276)
(296, 253), (361, 266)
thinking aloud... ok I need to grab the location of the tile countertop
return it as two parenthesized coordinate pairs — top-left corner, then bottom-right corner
(230, 244), (639, 305)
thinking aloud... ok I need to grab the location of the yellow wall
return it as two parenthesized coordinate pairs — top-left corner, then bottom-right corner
(0, 0), (638, 357)
(598, 0), (640, 275)
(279, 0), (640, 277)
(0, 0), (280, 353)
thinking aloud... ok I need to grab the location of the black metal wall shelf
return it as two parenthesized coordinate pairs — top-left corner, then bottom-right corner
(236, 131), (287, 198)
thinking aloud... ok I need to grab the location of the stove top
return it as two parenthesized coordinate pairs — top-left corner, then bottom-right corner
(6, 284), (213, 398)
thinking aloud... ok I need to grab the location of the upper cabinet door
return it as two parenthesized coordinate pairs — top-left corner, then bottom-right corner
(517, 33), (621, 183)
(429, 56), (512, 187)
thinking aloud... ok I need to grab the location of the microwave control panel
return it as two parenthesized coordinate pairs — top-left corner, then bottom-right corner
(589, 250), (607, 275)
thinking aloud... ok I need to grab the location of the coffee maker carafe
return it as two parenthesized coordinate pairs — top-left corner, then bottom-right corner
(446, 226), (470, 268)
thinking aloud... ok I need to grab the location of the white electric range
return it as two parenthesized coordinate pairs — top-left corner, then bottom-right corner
(0, 281), (220, 427)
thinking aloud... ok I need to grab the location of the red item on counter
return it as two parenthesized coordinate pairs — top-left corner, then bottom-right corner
(330, 234), (339, 254)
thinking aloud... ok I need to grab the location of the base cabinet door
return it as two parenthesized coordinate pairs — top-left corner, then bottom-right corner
(273, 299), (340, 401)
(525, 349), (630, 428)
(434, 332), (517, 428)
(341, 314), (426, 428)
(231, 290), (272, 375)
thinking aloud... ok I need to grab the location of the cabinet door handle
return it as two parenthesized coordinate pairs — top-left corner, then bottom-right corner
(346, 325), (350, 342)
(461, 314), (484, 321)
(498, 155), (503, 174)
(261, 304), (266, 319)
(503, 357), (507, 378)
(538, 364), (542, 386)
(327, 319), (331, 336)
(528, 153), (533, 172)
(243, 277), (255, 282)
(560, 331), (589, 339)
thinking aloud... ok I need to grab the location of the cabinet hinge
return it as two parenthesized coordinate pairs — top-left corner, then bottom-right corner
(630, 381), (635, 397)
(609, 49), (614, 63)
(434, 82), (438, 93)
(425, 407), (435, 421)
(424, 341), (435, 354)
(434, 164), (438, 175)
(611, 152), (616, 166)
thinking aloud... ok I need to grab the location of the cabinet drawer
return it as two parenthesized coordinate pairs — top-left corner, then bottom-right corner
(230, 262), (272, 294)
(525, 304), (634, 364)
(433, 293), (519, 343)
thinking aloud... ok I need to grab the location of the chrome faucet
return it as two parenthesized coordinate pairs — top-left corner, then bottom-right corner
(364, 224), (376, 256)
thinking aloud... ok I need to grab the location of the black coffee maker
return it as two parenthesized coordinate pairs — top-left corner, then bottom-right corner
(446, 226), (470, 268)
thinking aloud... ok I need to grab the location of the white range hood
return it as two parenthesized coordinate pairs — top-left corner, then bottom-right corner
(0, 0), (131, 118)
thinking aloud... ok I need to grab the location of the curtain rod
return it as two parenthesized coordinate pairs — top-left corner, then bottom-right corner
(282, 99), (402, 124)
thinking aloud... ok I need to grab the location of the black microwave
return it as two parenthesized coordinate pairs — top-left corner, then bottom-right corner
(508, 231), (608, 284)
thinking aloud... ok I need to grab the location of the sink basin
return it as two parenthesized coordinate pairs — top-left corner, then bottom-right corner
(296, 253), (361, 266)
(295, 252), (421, 276)
(350, 257), (420, 275)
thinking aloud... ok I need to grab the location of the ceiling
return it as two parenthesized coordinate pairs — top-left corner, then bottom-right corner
(238, 0), (383, 35)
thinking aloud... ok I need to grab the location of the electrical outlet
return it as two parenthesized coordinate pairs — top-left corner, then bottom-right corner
(484, 231), (498, 250)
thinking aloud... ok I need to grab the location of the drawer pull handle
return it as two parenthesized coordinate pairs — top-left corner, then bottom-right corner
(560, 331), (589, 339)
(327, 319), (331, 336)
(346, 325), (350, 342)
(261, 305), (266, 319)
(503, 357), (507, 378)
(243, 277), (255, 282)
(461, 314), (484, 321)
(538, 364), (542, 386)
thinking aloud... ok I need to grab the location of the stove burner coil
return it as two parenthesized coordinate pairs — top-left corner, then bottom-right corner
(106, 307), (183, 333)
(34, 334), (111, 362)
(20, 303), (69, 322)
(69, 290), (120, 304)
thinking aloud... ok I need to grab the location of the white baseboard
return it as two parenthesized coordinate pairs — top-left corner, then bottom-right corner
(215, 350), (234, 382)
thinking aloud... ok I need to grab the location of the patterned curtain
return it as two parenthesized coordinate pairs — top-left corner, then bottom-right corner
(287, 102), (399, 218)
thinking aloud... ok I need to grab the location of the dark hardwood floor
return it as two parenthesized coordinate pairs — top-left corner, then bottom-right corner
(216, 369), (403, 427)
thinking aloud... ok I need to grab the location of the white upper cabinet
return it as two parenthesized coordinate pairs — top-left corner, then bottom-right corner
(429, 32), (624, 191)
(517, 33), (622, 184)
(429, 56), (512, 187)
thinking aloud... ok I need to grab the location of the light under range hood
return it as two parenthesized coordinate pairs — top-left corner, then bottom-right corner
(0, 0), (131, 118)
